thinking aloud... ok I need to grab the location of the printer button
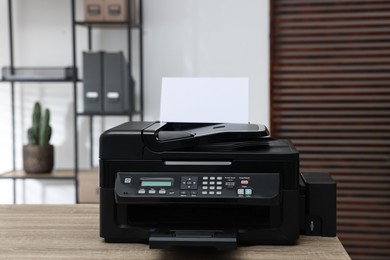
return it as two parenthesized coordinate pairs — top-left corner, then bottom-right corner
(217, 186), (222, 190)
(216, 181), (222, 185)
(241, 180), (249, 185)
(202, 186), (208, 190)
(158, 189), (166, 195)
(202, 181), (208, 185)
(209, 181), (215, 185)
(226, 182), (235, 188)
(210, 177), (216, 180)
(191, 191), (197, 196)
(182, 176), (197, 181)
(148, 189), (156, 194)
(237, 189), (244, 195)
(209, 186), (215, 190)
(138, 189), (146, 195)
(209, 191), (215, 195)
(216, 191), (222, 195)
(180, 191), (189, 196)
(203, 176), (208, 180)
(202, 191), (207, 195)
(245, 188), (252, 196)
(217, 177), (222, 180)
(123, 177), (131, 184)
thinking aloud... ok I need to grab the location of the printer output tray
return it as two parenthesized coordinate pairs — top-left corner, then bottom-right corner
(150, 226), (237, 250)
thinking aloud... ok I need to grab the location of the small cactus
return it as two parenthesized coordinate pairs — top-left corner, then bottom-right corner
(39, 109), (51, 145)
(27, 102), (52, 146)
(27, 127), (37, 145)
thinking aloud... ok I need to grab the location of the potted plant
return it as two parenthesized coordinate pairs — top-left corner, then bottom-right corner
(23, 102), (54, 173)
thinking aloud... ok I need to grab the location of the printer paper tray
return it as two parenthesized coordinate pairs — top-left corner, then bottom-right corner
(149, 226), (237, 250)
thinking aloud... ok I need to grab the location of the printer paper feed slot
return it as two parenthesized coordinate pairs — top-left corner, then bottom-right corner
(142, 122), (270, 152)
(149, 227), (237, 250)
(157, 131), (194, 142)
(164, 161), (232, 166)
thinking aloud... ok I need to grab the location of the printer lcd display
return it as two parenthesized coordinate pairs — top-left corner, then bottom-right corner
(141, 180), (173, 187)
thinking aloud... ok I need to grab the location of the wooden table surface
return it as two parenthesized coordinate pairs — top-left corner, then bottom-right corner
(0, 205), (350, 259)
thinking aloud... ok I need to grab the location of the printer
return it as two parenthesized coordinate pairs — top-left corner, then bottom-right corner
(100, 121), (336, 250)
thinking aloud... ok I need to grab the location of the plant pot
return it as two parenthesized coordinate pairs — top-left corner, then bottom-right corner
(23, 145), (54, 173)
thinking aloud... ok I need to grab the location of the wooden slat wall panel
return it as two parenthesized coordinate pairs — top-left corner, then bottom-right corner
(270, 0), (390, 259)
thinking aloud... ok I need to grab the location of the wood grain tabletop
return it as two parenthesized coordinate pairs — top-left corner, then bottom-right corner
(0, 204), (350, 259)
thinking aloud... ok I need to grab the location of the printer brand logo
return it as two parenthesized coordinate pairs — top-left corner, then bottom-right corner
(124, 177), (132, 184)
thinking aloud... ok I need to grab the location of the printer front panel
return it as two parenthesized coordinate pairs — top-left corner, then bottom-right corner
(114, 171), (280, 205)
(100, 157), (300, 245)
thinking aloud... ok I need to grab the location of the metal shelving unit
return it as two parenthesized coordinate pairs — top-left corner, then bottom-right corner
(71, 0), (143, 203)
(1, 0), (144, 204)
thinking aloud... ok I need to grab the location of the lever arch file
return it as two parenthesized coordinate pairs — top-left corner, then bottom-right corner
(83, 52), (103, 113)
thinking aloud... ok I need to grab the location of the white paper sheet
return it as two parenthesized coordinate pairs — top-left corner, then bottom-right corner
(160, 77), (249, 123)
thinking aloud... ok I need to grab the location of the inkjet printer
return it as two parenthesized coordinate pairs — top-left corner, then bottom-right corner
(100, 122), (336, 250)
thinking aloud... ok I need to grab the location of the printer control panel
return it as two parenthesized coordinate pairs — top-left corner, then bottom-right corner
(115, 172), (280, 203)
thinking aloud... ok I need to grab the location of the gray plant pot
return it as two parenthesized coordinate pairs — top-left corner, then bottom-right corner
(23, 145), (54, 173)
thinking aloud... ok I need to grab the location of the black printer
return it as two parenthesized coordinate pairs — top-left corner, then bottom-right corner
(99, 122), (336, 250)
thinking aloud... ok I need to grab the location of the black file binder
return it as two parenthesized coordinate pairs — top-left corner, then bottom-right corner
(103, 52), (132, 113)
(83, 52), (103, 113)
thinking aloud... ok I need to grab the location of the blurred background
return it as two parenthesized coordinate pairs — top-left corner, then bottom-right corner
(0, 1), (389, 259)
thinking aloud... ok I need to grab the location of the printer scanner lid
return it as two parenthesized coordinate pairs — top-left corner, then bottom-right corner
(99, 121), (297, 160)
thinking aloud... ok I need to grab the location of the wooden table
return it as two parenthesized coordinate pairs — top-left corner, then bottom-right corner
(0, 205), (350, 259)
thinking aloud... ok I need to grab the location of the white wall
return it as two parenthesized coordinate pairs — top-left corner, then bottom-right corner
(0, 0), (269, 203)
